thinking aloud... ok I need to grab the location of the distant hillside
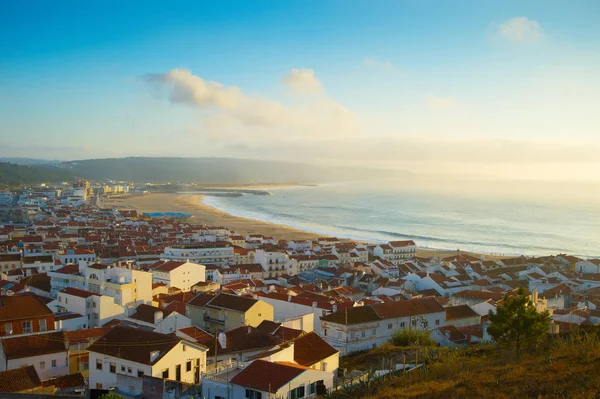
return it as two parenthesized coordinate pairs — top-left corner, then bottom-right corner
(60, 157), (410, 184)
(0, 162), (74, 187)
(0, 158), (57, 165)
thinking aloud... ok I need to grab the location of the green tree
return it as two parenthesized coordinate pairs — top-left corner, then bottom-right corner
(488, 287), (551, 357)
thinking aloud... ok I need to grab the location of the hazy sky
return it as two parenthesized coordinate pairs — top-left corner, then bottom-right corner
(1, 1), (599, 180)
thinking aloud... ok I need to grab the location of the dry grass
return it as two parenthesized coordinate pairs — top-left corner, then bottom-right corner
(341, 336), (600, 399)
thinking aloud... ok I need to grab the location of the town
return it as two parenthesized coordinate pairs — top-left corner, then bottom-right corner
(0, 180), (598, 398)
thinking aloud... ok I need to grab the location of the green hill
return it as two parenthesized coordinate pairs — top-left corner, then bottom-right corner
(0, 162), (74, 188)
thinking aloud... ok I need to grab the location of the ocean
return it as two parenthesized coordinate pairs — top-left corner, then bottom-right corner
(198, 178), (600, 257)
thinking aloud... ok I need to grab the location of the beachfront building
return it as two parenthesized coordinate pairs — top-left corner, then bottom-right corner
(373, 240), (417, 265)
(162, 242), (234, 266)
(255, 249), (293, 279)
(319, 297), (445, 355)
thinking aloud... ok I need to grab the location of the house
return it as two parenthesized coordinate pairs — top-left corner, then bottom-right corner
(373, 241), (416, 265)
(289, 331), (339, 373)
(0, 331), (69, 380)
(87, 325), (208, 392)
(148, 260), (206, 292)
(0, 295), (55, 337)
(0, 365), (46, 394)
(229, 360), (332, 399)
(126, 303), (192, 333)
(576, 259), (600, 274)
(320, 297), (446, 355)
(64, 327), (113, 378)
(187, 292), (274, 332)
(444, 304), (481, 327)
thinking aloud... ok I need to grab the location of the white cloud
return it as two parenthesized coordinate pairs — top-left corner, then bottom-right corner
(143, 68), (357, 137)
(282, 68), (323, 94)
(424, 94), (455, 110)
(363, 57), (396, 72)
(496, 17), (544, 43)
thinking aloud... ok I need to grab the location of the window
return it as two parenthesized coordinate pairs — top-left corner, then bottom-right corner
(245, 389), (262, 399)
(51, 359), (57, 368)
(290, 386), (305, 399)
(162, 368), (169, 379)
(435, 319), (440, 326)
(361, 330), (366, 338)
(40, 361), (46, 369)
(351, 332), (356, 339)
(128, 366), (132, 374)
(323, 328), (328, 336)
(5, 323), (12, 335)
(110, 363), (116, 373)
(121, 365), (126, 373)
(137, 369), (144, 377)
(96, 360), (103, 370)
(400, 322), (405, 328)
(22, 321), (32, 333)
(388, 323), (393, 329)
(39, 319), (47, 332)
(412, 320), (416, 326)
(321, 362), (327, 371)
(372, 328), (376, 335)
(186, 361), (192, 372)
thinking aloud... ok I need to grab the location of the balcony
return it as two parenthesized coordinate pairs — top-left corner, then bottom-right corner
(203, 315), (225, 325)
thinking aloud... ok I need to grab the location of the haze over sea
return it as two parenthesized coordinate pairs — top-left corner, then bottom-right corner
(198, 178), (600, 258)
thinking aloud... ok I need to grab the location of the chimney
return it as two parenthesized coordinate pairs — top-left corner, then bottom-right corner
(288, 294), (292, 302)
(332, 304), (338, 313)
(312, 301), (318, 308)
(247, 326), (252, 334)
(154, 310), (164, 324)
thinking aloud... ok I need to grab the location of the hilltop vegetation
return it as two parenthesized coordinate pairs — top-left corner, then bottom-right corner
(334, 332), (600, 399)
(0, 162), (74, 188)
(59, 157), (410, 184)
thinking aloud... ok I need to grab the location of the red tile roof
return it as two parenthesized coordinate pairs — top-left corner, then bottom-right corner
(0, 295), (53, 322)
(1, 331), (67, 360)
(230, 360), (309, 393)
(0, 365), (41, 392)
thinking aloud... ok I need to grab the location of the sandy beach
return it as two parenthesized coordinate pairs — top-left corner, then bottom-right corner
(102, 192), (507, 261)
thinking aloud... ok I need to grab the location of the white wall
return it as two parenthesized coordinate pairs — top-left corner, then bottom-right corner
(2, 351), (69, 380)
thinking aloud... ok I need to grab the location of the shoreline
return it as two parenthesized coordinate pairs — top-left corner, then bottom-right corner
(101, 191), (510, 261)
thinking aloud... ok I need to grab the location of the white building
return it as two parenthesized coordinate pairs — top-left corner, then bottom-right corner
(320, 297), (446, 355)
(163, 243), (234, 266)
(87, 325), (208, 392)
(48, 262), (153, 311)
(373, 240), (417, 265)
(126, 303), (192, 334)
(255, 249), (292, 279)
(0, 331), (69, 380)
(52, 287), (124, 328)
(148, 260), (206, 291)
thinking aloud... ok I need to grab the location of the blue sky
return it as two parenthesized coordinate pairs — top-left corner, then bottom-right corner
(1, 1), (599, 179)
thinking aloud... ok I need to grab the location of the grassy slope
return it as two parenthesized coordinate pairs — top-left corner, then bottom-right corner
(340, 337), (600, 399)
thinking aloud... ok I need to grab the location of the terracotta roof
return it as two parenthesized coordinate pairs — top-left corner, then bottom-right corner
(198, 326), (281, 356)
(292, 332), (338, 367)
(149, 260), (187, 272)
(0, 295), (53, 322)
(177, 326), (213, 342)
(0, 366), (41, 392)
(321, 305), (380, 325)
(87, 325), (182, 365)
(205, 292), (259, 312)
(445, 304), (480, 320)
(129, 304), (173, 324)
(65, 326), (113, 344)
(2, 331), (66, 360)
(373, 298), (445, 320)
(61, 287), (100, 298)
(41, 372), (85, 389)
(230, 360), (309, 393)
